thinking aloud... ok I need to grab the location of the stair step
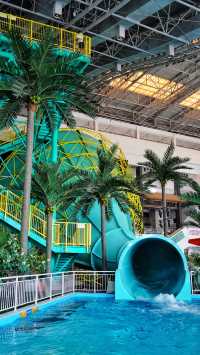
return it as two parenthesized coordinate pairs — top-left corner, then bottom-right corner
(54, 255), (75, 272)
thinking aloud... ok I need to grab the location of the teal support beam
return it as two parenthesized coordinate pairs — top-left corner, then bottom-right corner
(51, 128), (59, 163)
(51, 127), (59, 272)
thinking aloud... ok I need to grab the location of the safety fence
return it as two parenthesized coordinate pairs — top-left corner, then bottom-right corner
(0, 271), (115, 313)
(190, 270), (200, 295)
(0, 12), (91, 56)
(0, 271), (199, 313)
(0, 187), (91, 250)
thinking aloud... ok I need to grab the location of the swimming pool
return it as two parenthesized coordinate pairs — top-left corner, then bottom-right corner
(0, 295), (199, 355)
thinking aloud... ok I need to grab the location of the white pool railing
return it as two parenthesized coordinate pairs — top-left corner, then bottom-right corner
(0, 270), (199, 314)
(0, 271), (115, 313)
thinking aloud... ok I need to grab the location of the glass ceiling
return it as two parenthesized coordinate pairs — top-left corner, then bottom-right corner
(180, 91), (200, 110)
(110, 71), (183, 100)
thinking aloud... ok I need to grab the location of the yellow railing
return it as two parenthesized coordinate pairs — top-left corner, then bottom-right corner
(0, 187), (91, 250)
(0, 12), (91, 57)
(74, 272), (115, 292)
(54, 222), (91, 251)
(0, 125), (27, 146)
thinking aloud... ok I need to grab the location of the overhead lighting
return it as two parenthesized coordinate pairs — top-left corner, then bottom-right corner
(180, 91), (200, 110)
(110, 71), (183, 100)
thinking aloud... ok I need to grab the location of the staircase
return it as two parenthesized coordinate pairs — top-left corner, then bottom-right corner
(54, 254), (76, 272)
(0, 186), (91, 269)
(0, 120), (51, 155)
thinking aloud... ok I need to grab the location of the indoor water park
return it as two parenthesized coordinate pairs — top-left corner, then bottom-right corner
(0, 1), (200, 355)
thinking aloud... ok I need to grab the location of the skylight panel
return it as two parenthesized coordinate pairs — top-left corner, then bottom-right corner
(180, 91), (200, 110)
(110, 71), (183, 100)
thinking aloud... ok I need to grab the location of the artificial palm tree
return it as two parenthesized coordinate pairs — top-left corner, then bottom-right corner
(69, 143), (142, 271)
(140, 142), (192, 236)
(31, 161), (76, 272)
(184, 209), (200, 227)
(182, 181), (200, 227)
(0, 30), (95, 253)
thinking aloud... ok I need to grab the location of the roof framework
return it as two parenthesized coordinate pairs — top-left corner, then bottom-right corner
(1, 1), (200, 136)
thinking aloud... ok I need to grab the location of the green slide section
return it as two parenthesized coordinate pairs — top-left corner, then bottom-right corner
(0, 128), (192, 301)
(0, 128), (137, 271)
(0, 185), (91, 272)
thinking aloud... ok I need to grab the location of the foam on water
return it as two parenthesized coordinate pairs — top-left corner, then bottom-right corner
(154, 293), (181, 304)
(154, 293), (200, 314)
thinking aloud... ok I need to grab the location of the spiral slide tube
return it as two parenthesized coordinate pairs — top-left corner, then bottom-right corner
(115, 235), (191, 301)
(77, 201), (191, 301)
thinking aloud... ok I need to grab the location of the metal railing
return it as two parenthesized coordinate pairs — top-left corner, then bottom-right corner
(54, 222), (91, 250)
(0, 271), (115, 313)
(0, 270), (199, 313)
(0, 12), (91, 56)
(0, 187), (91, 250)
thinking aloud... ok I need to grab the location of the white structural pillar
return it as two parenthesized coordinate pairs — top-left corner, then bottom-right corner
(94, 119), (98, 131)
(136, 126), (140, 139)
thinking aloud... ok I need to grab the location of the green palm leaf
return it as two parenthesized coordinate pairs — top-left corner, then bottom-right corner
(140, 141), (192, 235)
(0, 29), (97, 253)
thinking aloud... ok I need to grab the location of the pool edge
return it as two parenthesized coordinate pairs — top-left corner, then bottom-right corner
(0, 293), (114, 328)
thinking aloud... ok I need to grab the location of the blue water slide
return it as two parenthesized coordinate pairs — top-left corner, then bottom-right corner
(115, 235), (191, 301)
(77, 201), (191, 301)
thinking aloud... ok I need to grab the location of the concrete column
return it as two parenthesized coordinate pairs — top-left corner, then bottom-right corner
(93, 119), (98, 131)
(136, 126), (140, 139)
(172, 134), (176, 146)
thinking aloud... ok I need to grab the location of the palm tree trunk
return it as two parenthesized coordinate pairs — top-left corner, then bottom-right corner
(20, 102), (36, 254)
(46, 210), (53, 273)
(161, 184), (168, 236)
(100, 203), (107, 271)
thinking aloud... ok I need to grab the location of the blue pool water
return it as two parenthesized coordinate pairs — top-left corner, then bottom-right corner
(0, 295), (199, 355)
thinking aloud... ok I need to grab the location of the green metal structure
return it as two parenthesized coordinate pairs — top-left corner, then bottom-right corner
(0, 19), (93, 271)
(0, 126), (142, 271)
(0, 20), (143, 273)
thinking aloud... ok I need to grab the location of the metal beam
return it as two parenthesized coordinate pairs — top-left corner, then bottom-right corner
(69, 0), (103, 25)
(88, 30), (155, 56)
(89, 16), (200, 77)
(176, 0), (200, 13)
(111, 12), (188, 44)
(0, 1), (155, 57)
(77, 0), (188, 44)
(92, 0), (173, 47)
(92, 50), (132, 64)
(79, 0), (131, 32)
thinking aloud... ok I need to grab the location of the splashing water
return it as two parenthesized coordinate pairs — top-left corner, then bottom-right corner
(154, 293), (181, 304)
(154, 293), (200, 314)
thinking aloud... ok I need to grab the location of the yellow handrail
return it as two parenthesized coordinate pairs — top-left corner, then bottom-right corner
(54, 222), (91, 252)
(0, 187), (91, 250)
(0, 12), (91, 57)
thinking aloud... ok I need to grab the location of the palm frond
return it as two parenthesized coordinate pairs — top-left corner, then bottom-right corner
(184, 208), (200, 228)
(167, 156), (190, 168)
(8, 29), (32, 69)
(0, 60), (19, 76)
(163, 141), (175, 162)
(0, 99), (21, 128)
(43, 101), (61, 131)
(140, 142), (192, 190)
(55, 102), (76, 128)
(182, 192), (200, 205)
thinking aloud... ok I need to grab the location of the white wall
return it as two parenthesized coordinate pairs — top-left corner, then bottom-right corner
(72, 111), (200, 175)
(106, 132), (200, 171)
